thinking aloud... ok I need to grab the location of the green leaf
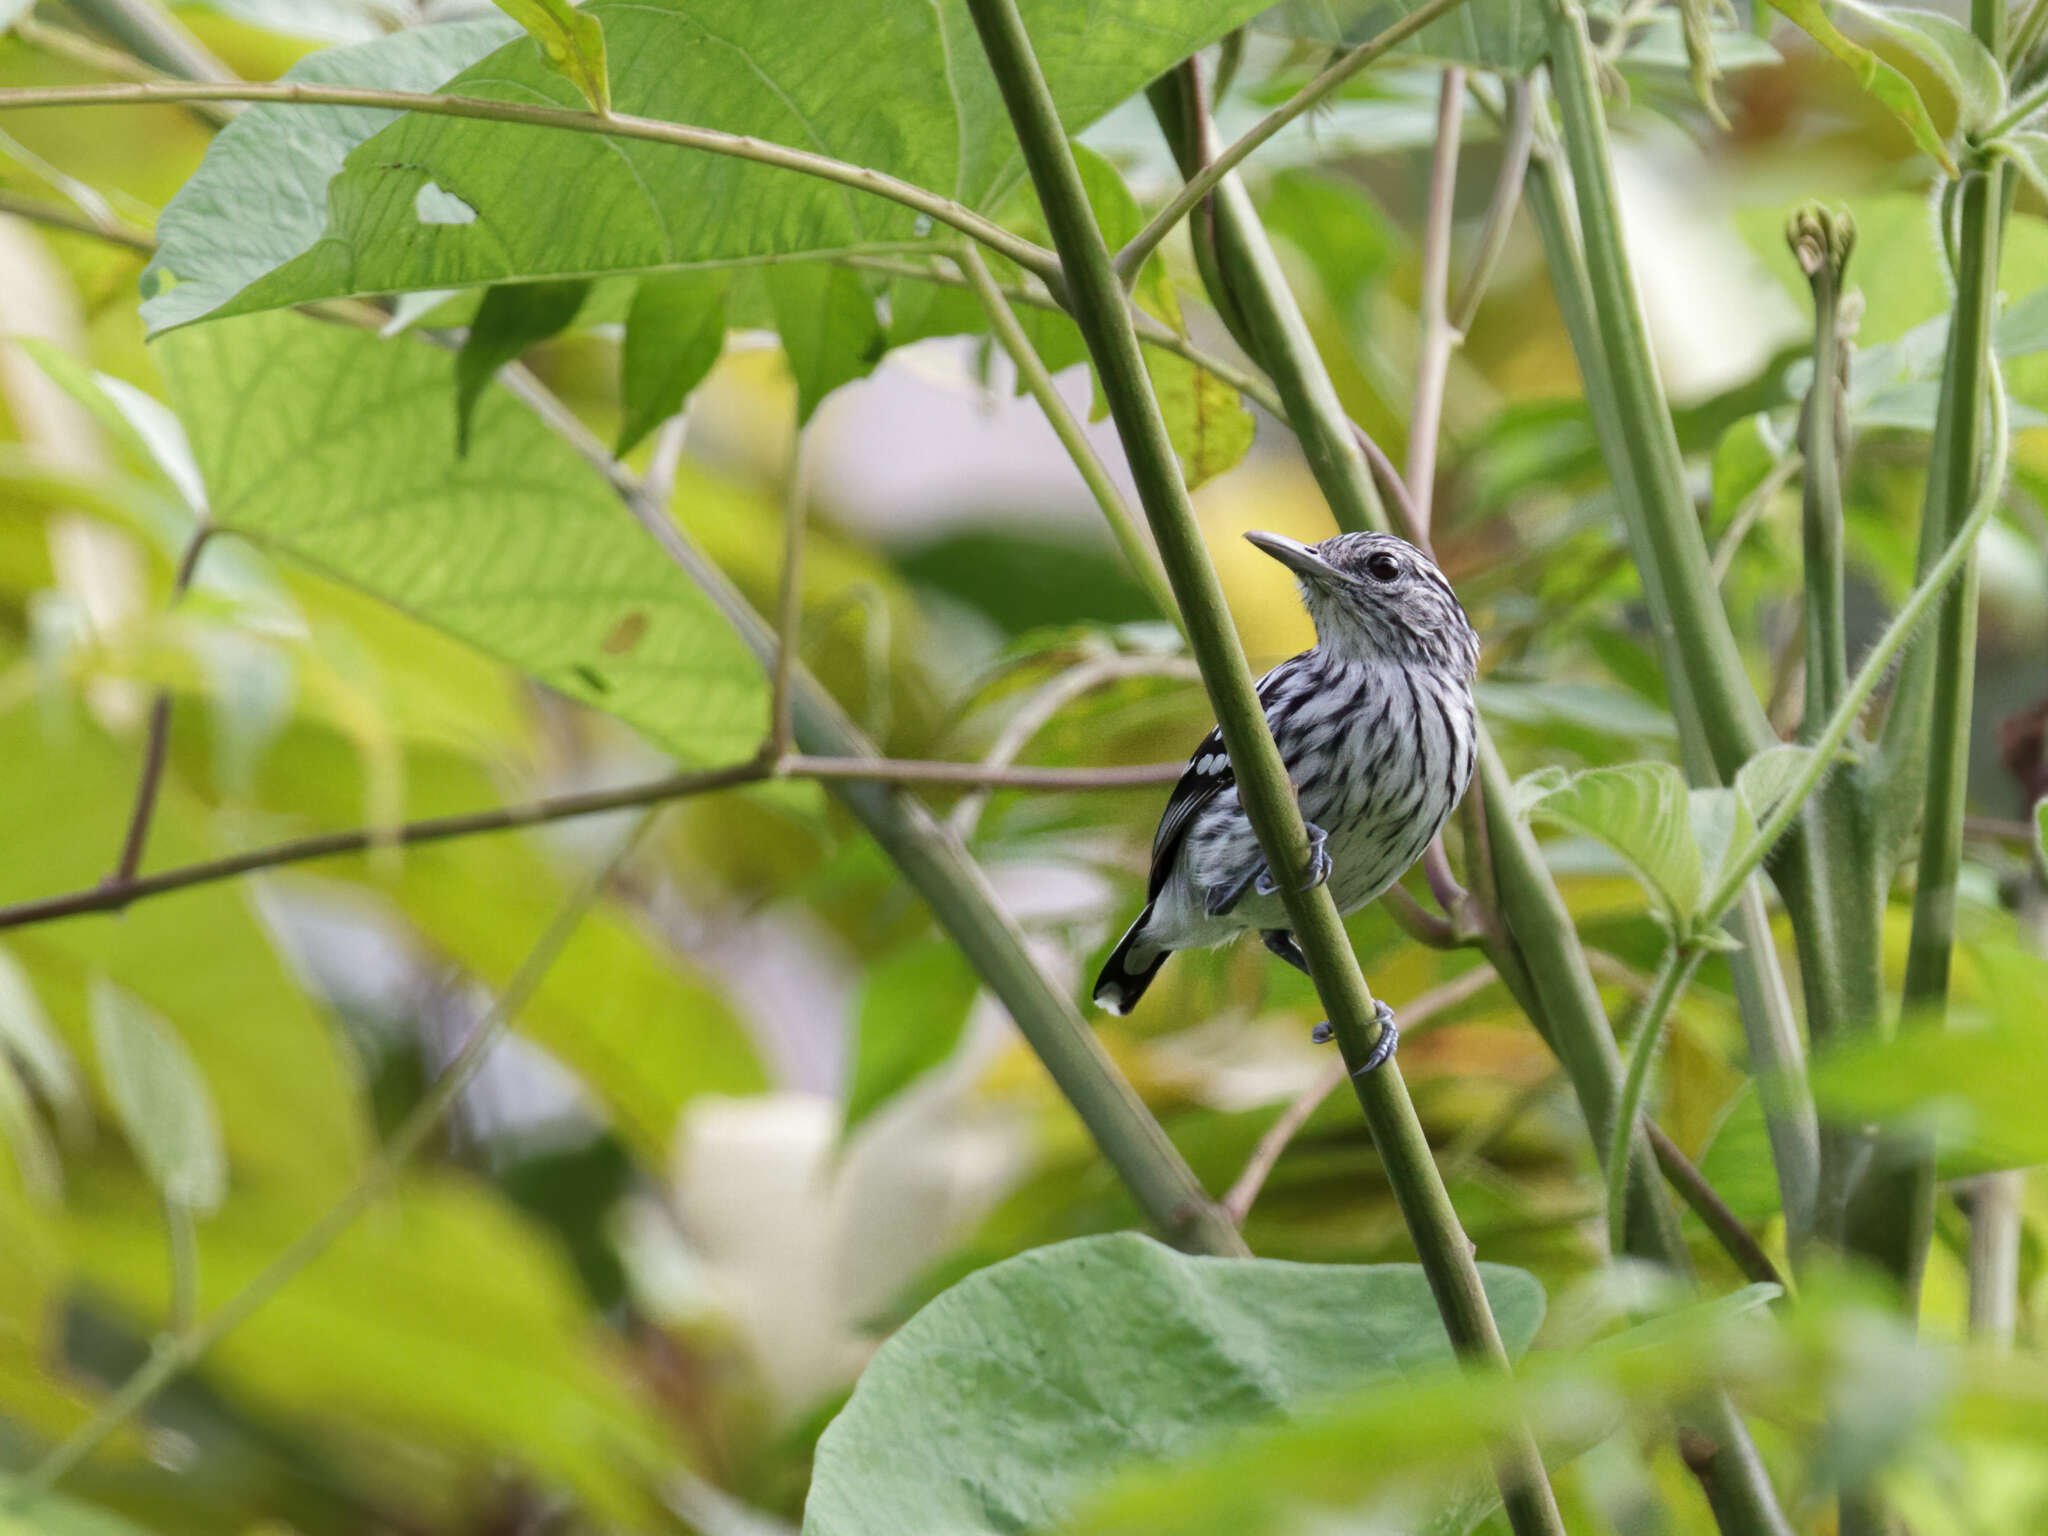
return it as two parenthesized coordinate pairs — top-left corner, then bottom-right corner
(765, 264), (886, 424)
(843, 939), (979, 1138)
(804, 1233), (1544, 1536)
(1520, 761), (1702, 926)
(156, 311), (768, 765)
(455, 280), (589, 454)
(1809, 946), (2048, 1171)
(63, 1174), (669, 1521)
(1259, 0), (1547, 71)
(0, 945), (84, 1141)
(1710, 412), (1786, 523)
(1834, 1), (2004, 132)
(1258, 169), (1399, 315)
(490, 0), (611, 115)
(0, 1481), (160, 1536)
(146, 0), (1275, 332)
(1997, 131), (2048, 207)
(1764, 0), (1956, 174)
(617, 271), (727, 456)
(89, 978), (227, 1215)
(141, 19), (519, 334)
(1143, 283), (1256, 490)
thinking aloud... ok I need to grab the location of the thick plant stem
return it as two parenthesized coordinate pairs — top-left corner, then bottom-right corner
(1524, 141), (1821, 1252)
(1854, 169), (2005, 1312)
(1539, 2), (1773, 779)
(962, 3), (1561, 1528)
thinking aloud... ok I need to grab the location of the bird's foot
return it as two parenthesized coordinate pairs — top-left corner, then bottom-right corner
(1254, 821), (1331, 898)
(1309, 1000), (1400, 1075)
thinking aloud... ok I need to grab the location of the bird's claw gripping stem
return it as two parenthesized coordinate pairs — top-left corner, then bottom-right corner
(1255, 821), (1330, 899)
(1310, 1000), (1399, 1075)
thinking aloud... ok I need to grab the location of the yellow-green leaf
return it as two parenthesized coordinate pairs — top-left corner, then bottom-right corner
(1766, 0), (1956, 174)
(489, 0), (610, 115)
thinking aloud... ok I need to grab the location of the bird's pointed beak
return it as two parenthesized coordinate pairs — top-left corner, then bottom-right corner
(1245, 530), (1345, 586)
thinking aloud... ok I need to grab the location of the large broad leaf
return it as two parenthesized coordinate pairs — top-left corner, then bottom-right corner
(145, 0), (1277, 331)
(803, 1233), (1544, 1536)
(155, 310), (768, 765)
(1258, 0), (1547, 74)
(1833, 0), (2003, 133)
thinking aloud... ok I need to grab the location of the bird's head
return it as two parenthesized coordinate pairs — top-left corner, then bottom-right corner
(1244, 530), (1479, 679)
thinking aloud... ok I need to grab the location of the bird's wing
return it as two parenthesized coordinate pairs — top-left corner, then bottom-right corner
(1144, 659), (1301, 900)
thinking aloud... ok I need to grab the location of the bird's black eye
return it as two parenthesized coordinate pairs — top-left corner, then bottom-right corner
(1364, 552), (1400, 583)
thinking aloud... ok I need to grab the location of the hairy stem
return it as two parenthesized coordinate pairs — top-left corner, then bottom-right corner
(964, 3), (1560, 1526)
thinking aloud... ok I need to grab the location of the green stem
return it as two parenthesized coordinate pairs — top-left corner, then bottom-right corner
(1448, 79), (1535, 337)
(1525, 139), (1821, 1253)
(1540, 9), (1773, 778)
(10, 817), (652, 1504)
(962, 3), (1560, 1528)
(1791, 207), (1852, 739)
(956, 245), (1182, 627)
(1606, 943), (1708, 1259)
(0, 81), (1062, 285)
(163, 1198), (198, 1336)
(1699, 377), (2010, 923)
(1112, 0), (1478, 282)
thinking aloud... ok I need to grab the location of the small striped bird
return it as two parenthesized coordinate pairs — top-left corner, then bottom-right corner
(1092, 530), (1480, 1072)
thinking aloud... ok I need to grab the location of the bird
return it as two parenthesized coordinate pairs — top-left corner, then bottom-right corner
(1092, 529), (1481, 1073)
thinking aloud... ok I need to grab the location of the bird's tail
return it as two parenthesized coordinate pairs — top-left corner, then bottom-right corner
(1093, 904), (1170, 1015)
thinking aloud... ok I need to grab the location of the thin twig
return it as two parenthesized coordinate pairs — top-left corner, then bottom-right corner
(771, 419), (809, 759)
(1222, 964), (1501, 1224)
(956, 245), (1182, 626)
(949, 653), (1200, 841)
(1112, 0), (1478, 282)
(0, 188), (157, 255)
(108, 527), (211, 885)
(8, 814), (651, 1505)
(1379, 882), (1459, 948)
(1646, 1121), (1786, 1292)
(1448, 80), (1535, 336)
(0, 755), (1182, 935)
(1406, 67), (1465, 533)
(0, 81), (1062, 284)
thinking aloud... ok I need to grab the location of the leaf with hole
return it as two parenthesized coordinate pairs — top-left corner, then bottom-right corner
(145, 0), (1278, 332)
(804, 1233), (1545, 1536)
(490, 0), (611, 115)
(89, 978), (227, 1215)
